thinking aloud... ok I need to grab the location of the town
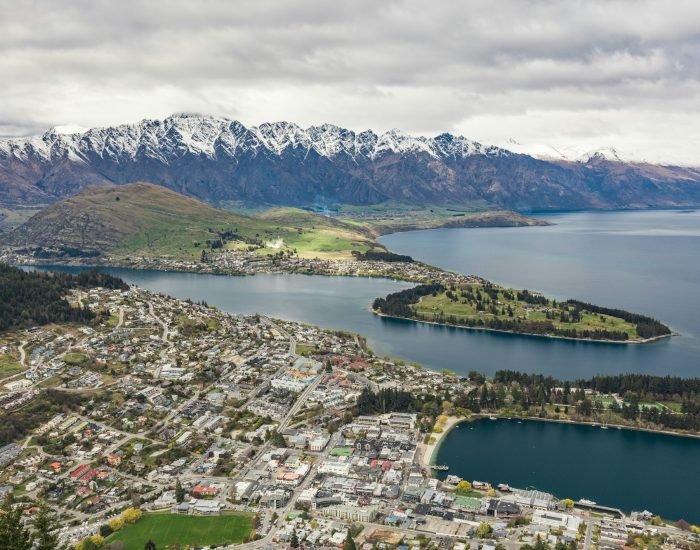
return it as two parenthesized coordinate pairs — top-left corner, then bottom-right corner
(0, 284), (698, 549)
(0, 247), (481, 288)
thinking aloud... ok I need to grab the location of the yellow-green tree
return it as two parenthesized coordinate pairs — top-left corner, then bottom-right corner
(120, 507), (143, 524)
(476, 522), (493, 538)
(456, 480), (472, 492)
(74, 534), (105, 550)
(108, 517), (125, 532)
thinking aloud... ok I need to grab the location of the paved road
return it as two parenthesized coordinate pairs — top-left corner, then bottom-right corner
(235, 432), (340, 550)
(116, 306), (125, 329)
(18, 340), (27, 366)
(148, 301), (170, 342)
(260, 315), (296, 357)
(584, 516), (596, 550)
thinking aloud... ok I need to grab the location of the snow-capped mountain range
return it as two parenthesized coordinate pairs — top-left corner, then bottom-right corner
(0, 113), (510, 164)
(1, 113), (699, 210)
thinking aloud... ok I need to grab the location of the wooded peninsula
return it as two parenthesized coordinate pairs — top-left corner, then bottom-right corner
(372, 282), (672, 343)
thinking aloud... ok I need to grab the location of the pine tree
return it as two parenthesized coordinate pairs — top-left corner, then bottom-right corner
(290, 529), (300, 548)
(343, 530), (357, 550)
(145, 540), (157, 550)
(0, 495), (33, 550)
(34, 505), (61, 550)
(175, 478), (186, 503)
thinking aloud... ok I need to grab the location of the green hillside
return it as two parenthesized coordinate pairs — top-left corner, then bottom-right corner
(256, 207), (380, 258)
(2, 183), (378, 261)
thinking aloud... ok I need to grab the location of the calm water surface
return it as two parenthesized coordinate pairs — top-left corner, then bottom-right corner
(436, 418), (700, 522)
(34, 209), (700, 379)
(381, 209), (700, 378)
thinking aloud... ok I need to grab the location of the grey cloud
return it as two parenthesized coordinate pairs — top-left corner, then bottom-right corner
(0, 0), (699, 162)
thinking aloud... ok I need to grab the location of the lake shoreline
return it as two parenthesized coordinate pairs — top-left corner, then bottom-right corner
(370, 307), (674, 345)
(430, 414), (700, 471)
(418, 416), (463, 470)
(432, 415), (700, 523)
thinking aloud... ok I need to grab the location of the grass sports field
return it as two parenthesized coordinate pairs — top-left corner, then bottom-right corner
(107, 512), (254, 549)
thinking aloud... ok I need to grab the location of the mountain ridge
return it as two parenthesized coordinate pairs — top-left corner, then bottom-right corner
(1, 113), (700, 210)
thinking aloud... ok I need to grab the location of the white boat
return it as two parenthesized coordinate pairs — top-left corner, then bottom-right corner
(488, 416), (497, 420)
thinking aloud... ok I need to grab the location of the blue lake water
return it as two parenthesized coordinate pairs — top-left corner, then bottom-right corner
(435, 418), (700, 522)
(380, 209), (700, 379)
(33, 209), (700, 380)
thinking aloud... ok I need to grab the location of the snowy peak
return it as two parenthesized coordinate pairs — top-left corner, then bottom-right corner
(579, 147), (628, 164)
(1, 112), (700, 212)
(0, 114), (512, 165)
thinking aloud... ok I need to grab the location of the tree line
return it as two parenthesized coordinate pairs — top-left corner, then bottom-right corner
(0, 265), (128, 333)
(0, 495), (61, 550)
(422, 313), (631, 341)
(565, 299), (670, 338)
(0, 390), (83, 445)
(495, 370), (700, 397)
(372, 283), (445, 318)
(352, 250), (414, 263)
(491, 370), (700, 432)
(356, 387), (421, 415)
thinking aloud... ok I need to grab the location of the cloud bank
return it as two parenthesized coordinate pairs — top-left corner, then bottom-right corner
(1, 0), (699, 163)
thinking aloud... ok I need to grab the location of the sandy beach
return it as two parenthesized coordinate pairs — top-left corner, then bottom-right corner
(418, 415), (464, 470)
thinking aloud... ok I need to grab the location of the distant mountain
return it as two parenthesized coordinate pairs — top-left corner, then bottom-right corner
(1, 113), (700, 210)
(1, 182), (377, 260)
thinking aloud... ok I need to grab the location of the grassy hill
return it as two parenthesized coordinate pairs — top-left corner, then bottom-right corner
(2, 183), (379, 261)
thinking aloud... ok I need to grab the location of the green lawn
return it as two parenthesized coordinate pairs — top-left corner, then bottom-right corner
(295, 343), (320, 355)
(660, 401), (683, 412)
(0, 353), (24, 378)
(107, 512), (254, 549)
(454, 488), (483, 498)
(594, 396), (618, 408)
(254, 207), (375, 259)
(62, 352), (89, 365)
(330, 447), (353, 457)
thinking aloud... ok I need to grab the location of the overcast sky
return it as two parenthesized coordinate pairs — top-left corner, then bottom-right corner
(1, 0), (699, 164)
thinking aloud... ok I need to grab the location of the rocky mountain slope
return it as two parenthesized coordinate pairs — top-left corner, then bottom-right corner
(1, 113), (699, 210)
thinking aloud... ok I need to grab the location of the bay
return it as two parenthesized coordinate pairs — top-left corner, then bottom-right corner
(435, 418), (700, 522)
